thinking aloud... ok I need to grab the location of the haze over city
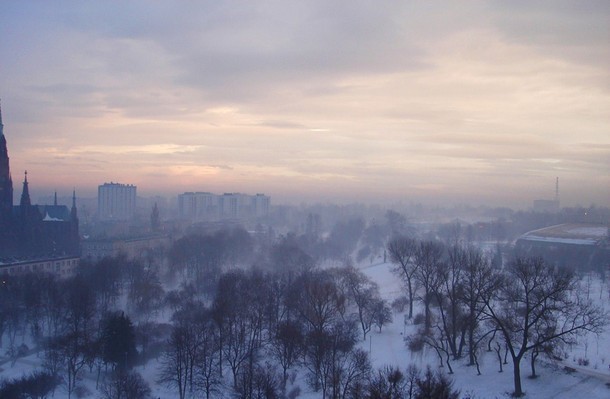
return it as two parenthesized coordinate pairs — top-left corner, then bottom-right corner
(0, 1), (608, 207)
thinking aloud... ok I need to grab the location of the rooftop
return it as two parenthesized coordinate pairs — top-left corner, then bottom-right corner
(519, 223), (608, 246)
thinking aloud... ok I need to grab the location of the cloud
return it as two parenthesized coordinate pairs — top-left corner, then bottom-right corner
(0, 1), (608, 206)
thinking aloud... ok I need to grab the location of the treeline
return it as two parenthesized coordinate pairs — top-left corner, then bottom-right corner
(1, 222), (606, 398)
(0, 256), (160, 398)
(0, 226), (457, 399)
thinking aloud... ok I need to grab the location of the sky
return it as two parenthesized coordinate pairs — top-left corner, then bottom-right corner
(0, 1), (608, 207)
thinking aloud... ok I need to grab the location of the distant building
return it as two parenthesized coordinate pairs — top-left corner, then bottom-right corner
(98, 182), (136, 221)
(0, 255), (79, 278)
(532, 199), (560, 213)
(516, 223), (610, 270)
(252, 193), (271, 217)
(81, 234), (171, 261)
(178, 191), (270, 221)
(0, 102), (80, 263)
(179, 192), (218, 220)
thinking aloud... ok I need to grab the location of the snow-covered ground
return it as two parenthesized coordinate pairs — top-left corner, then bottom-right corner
(2, 259), (609, 398)
(356, 259), (610, 399)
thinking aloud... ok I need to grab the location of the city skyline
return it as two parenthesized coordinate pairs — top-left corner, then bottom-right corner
(1, 1), (608, 207)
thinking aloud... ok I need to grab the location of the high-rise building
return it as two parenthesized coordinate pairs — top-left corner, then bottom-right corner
(98, 183), (136, 221)
(252, 193), (270, 217)
(178, 191), (270, 221)
(178, 192), (218, 220)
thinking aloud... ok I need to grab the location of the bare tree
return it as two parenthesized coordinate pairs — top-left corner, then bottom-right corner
(371, 298), (393, 333)
(458, 245), (498, 366)
(50, 276), (97, 398)
(339, 265), (381, 340)
(268, 320), (304, 390)
(195, 314), (222, 399)
(414, 366), (460, 399)
(367, 365), (409, 399)
(159, 305), (221, 399)
(481, 257), (608, 397)
(419, 324), (455, 374)
(309, 320), (367, 399)
(214, 270), (267, 388)
(100, 370), (152, 399)
(288, 269), (345, 334)
(387, 236), (418, 319)
(127, 262), (164, 322)
(157, 324), (194, 399)
(414, 240), (445, 331)
(431, 245), (467, 360)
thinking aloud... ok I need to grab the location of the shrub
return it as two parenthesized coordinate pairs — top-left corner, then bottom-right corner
(407, 336), (425, 352)
(391, 296), (409, 313)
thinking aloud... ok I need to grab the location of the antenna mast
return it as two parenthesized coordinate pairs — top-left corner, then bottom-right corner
(555, 177), (559, 203)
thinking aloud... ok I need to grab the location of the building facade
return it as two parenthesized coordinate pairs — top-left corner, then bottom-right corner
(82, 234), (171, 261)
(0, 102), (80, 263)
(178, 191), (270, 221)
(516, 223), (610, 270)
(98, 182), (137, 221)
(0, 255), (79, 278)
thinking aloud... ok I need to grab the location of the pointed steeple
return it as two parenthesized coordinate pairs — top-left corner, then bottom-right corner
(70, 188), (79, 255)
(71, 189), (78, 220)
(20, 170), (31, 207)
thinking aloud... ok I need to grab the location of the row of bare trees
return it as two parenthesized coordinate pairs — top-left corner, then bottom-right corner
(0, 255), (160, 398)
(388, 236), (607, 397)
(158, 262), (394, 399)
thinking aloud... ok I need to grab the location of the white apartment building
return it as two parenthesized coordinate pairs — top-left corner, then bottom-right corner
(178, 192), (218, 220)
(252, 193), (270, 217)
(178, 191), (270, 221)
(98, 182), (137, 221)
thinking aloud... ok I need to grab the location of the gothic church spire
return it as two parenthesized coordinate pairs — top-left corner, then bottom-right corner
(20, 171), (31, 207)
(71, 189), (78, 219)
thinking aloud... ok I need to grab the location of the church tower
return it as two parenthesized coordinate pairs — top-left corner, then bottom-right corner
(70, 189), (80, 254)
(20, 171), (32, 208)
(0, 100), (14, 218)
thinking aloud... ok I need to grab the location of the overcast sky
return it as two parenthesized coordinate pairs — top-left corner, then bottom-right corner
(1, 1), (608, 207)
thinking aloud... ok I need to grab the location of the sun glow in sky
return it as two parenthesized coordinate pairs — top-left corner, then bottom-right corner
(1, 1), (608, 206)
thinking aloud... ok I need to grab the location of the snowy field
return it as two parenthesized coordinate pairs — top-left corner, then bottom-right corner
(1, 260), (610, 398)
(356, 260), (610, 399)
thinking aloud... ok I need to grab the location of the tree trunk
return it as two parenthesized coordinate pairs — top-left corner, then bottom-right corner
(434, 346), (444, 368)
(495, 343), (503, 372)
(445, 350), (454, 374)
(468, 326), (475, 366)
(407, 280), (414, 319)
(512, 355), (524, 397)
(424, 296), (431, 331)
(530, 350), (538, 378)
(473, 350), (481, 375)
(218, 333), (223, 377)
